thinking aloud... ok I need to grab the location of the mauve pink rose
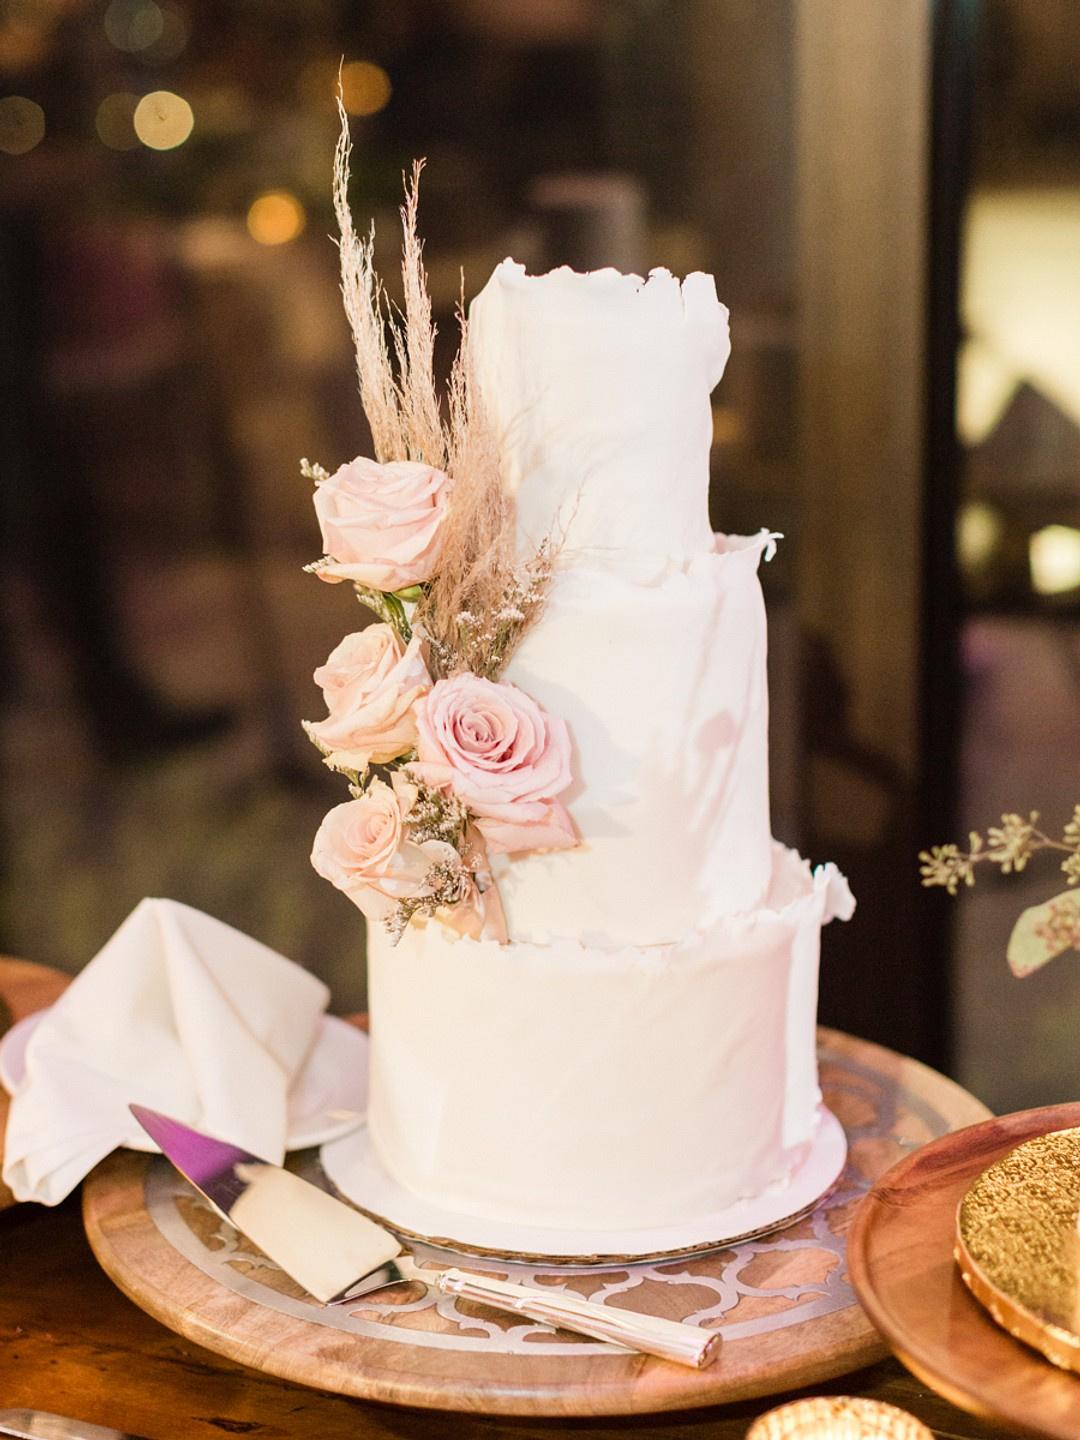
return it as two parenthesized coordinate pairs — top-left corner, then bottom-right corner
(311, 777), (456, 923)
(313, 457), (451, 592)
(306, 625), (430, 771)
(411, 674), (576, 855)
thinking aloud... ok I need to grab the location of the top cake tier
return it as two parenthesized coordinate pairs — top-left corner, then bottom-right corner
(468, 260), (730, 573)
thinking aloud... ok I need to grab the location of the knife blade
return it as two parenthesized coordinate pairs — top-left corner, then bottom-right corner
(130, 1104), (720, 1368)
(0, 1411), (147, 1440)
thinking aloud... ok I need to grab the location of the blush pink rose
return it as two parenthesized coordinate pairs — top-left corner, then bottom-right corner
(313, 457), (451, 592)
(305, 625), (430, 771)
(310, 777), (456, 923)
(411, 674), (576, 855)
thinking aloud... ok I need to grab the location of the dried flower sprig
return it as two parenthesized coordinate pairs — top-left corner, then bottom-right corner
(920, 805), (1080, 976)
(299, 458), (330, 483)
(421, 542), (553, 681)
(382, 820), (506, 944)
(919, 808), (1080, 894)
(383, 854), (476, 943)
(382, 785), (477, 941)
(403, 779), (468, 849)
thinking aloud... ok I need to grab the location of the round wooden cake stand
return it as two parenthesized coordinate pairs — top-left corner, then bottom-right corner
(82, 1028), (990, 1418)
(848, 1103), (1080, 1440)
(0, 956), (71, 1211)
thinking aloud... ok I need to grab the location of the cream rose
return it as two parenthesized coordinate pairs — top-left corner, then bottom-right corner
(411, 674), (576, 855)
(313, 457), (451, 592)
(305, 625), (429, 771)
(310, 776), (456, 923)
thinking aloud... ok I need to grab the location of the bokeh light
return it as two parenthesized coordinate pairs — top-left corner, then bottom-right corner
(956, 500), (1003, 576)
(246, 191), (306, 246)
(95, 92), (140, 151)
(341, 60), (392, 116)
(298, 58), (391, 116)
(133, 90), (194, 150)
(142, 4), (189, 64)
(0, 22), (49, 73)
(1030, 525), (1080, 596)
(0, 95), (44, 154)
(104, 0), (164, 53)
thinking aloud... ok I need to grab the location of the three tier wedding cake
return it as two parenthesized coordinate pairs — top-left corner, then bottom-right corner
(305, 132), (853, 1238)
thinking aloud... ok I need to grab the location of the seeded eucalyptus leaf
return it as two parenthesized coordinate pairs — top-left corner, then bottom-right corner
(1007, 890), (1080, 978)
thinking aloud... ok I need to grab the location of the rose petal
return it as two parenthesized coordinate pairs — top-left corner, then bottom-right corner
(476, 801), (578, 855)
(305, 627), (430, 769)
(312, 456), (451, 591)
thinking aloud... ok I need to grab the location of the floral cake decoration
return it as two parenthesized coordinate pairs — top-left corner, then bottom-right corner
(303, 104), (575, 944)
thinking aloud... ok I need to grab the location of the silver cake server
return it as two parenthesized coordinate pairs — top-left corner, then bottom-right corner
(130, 1104), (719, 1368)
(0, 1411), (145, 1440)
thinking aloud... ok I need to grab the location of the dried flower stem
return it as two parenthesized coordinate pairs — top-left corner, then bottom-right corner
(920, 807), (1080, 895)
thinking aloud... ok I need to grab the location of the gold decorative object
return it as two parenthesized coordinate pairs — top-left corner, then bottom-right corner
(746, 1396), (932, 1440)
(955, 1126), (1080, 1372)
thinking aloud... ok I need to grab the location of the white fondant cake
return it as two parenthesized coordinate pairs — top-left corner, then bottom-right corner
(494, 535), (773, 946)
(365, 260), (853, 1234)
(368, 847), (850, 1230)
(464, 262), (727, 573)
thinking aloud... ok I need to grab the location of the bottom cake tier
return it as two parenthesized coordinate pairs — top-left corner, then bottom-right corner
(365, 843), (854, 1233)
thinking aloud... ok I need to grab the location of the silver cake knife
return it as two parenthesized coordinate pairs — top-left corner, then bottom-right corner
(130, 1105), (719, 1368)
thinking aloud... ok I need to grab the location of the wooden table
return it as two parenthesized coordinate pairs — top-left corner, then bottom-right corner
(0, 958), (1014, 1440)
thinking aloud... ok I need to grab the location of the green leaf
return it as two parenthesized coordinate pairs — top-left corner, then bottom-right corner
(352, 584), (413, 642)
(1007, 889), (1080, 977)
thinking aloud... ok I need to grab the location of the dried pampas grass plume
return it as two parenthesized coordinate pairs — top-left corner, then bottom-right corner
(332, 97), (553, 680)
(393, 159), (446, 471)
(333, 95), (404, 462)
(333, 96), (445, 469)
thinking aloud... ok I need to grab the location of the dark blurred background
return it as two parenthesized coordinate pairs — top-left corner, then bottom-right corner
(0, 0), (1077, 1108)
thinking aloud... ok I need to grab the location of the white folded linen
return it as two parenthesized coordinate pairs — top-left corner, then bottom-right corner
(3, 898), (329, 1205)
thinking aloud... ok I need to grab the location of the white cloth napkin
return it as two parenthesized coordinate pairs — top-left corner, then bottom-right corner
(3, 898), (330, 1206)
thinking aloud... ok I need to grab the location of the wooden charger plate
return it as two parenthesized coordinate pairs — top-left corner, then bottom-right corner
(82, 1030), (989, 1418)
(848, 1102), (1080, 1440)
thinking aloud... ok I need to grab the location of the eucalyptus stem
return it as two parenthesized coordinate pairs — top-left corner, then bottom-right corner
(920, 806), (1080, 894)
(1032, 832), (1073, 853)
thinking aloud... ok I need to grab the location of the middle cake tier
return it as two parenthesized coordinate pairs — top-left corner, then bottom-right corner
(495, 531), (776, 946)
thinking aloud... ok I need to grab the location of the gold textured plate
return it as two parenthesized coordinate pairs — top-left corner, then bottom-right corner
(956, 1127), (1080, 1373)
(849, 1103), (1080, 1440)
